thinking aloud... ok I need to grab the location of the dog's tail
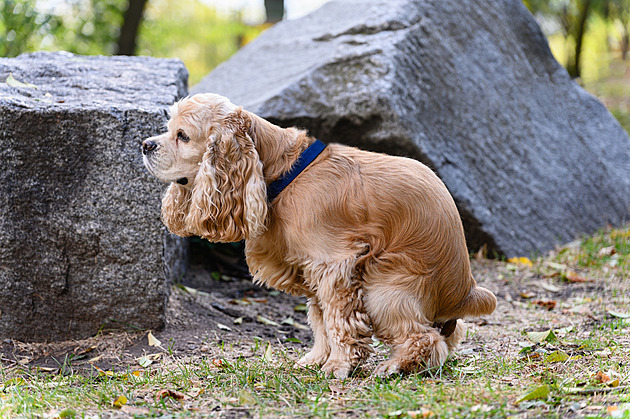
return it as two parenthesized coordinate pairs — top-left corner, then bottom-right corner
(454, 285), (497, 318)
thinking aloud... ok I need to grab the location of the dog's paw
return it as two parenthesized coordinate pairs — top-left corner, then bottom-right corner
(321, 359), (352, 379)
(374, 360), (401, 377)
(297, 351), (328, 367)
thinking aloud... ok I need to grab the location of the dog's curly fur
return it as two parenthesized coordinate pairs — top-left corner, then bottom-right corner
(143, 93), (497, 378)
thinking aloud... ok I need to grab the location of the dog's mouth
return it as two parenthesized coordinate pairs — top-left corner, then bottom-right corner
(176, 177), (188, 185)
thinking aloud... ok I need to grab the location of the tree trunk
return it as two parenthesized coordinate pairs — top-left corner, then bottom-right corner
(264, 0), (284, 23)
(569, 0), (593, 78)
(622, 27), (629, 60)
(116, 0), (148, 56)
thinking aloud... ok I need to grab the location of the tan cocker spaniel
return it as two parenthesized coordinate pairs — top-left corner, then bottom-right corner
(142, 93), (496, 378)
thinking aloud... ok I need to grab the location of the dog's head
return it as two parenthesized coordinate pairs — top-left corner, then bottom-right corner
(142, 93), (268, 242)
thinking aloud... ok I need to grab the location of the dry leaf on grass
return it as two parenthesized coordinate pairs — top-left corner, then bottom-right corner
(532, 300), (557, 311)
(156, 389), (185, 400)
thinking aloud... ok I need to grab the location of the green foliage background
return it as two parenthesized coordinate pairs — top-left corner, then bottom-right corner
(0, 0), (262, 85)
(2, 0), (630, 110)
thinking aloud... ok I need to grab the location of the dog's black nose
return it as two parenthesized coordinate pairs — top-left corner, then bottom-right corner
(142, 140), (157, 155)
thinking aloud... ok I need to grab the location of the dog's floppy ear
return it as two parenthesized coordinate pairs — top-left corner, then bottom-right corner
(185, 108), (268, 242)
(161, 183), (193, 237)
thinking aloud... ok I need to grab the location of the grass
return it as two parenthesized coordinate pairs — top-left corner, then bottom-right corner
(1, 225), (629, 418)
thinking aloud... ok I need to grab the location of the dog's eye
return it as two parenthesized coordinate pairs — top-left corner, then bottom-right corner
(177, 131), (190, 143)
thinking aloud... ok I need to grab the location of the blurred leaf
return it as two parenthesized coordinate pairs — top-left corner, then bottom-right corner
(564, 272), (592, 283)
(3, 377), (26, 387)
(147, 331), (161, 347)
(537, 282), (561, 293)
(594, 371), (611, 383)
(238, 389), (257, 405)
(233, 317), (243, 325)
(526, 329), (558, 343)
(507, 257), (533, 267)
(294, 304), (308, 312)
(281, 317), (309, 330)
(112, 395), (127, 408)
(137, 355), (152, 368)
(545, 350), (569, 363)
(6, 73), (38, 89)
(532, 300), (557, 311)
(608, 310), (630, 319)
(285, 337), (302, 343)
(516, 385), (550, 403)
(263, 343), (273, 362)
(156, 388), (185, 400)
(598, 246), (616, 257)
(257, 315), (280, 327)
(217, 323), (232, 331)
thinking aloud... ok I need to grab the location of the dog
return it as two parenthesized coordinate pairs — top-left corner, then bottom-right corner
(142, 93), (496, 378)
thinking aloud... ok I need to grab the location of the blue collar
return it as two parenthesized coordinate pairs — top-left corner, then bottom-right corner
(267, 139), (327, 202)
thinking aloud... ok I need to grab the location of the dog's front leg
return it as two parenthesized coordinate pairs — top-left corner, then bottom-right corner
(297, 296), (330, 367)
(308, 262), (373, 379)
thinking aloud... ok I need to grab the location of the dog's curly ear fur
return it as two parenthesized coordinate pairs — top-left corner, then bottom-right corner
(161, 183), (193, 237)
(184, 110), (268, 242)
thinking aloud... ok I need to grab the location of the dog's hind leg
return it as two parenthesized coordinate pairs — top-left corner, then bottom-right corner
(297, 296), (330, 367)
(304, 260), (373, 379)
(365, 286), (453, 376)
(374, 326), (449, 376)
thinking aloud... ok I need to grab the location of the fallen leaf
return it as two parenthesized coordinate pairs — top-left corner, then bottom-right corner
(281, 317), (309, 330)
(147, 331), (162, 347)
(594, 371), (611, 384)
(6, 73), (38, 89)
(532, 300), (557, 311)
(539, 282), (561, 293)
(137, 355), (153, 368)
(156, 389), (185, 400)
(545, 261), (568, 271)
(545, 350), (569, 363)
(294, 304), (308, 312)
(93, 366), (114, 376)
(507, 257), (533, 267)
(263, 343), (273, 362)
(233, 317), (243, 325)
(608, 310), (630, 319)
(251, 298), (268, 304)
(516, 385), (550, 404)
(230, 298), (252, 306)
(217, 323), (232, 331)
(3, 377), (26, 387)
(526, 329), (558, 343)
(112, 395), (127, 408)
(564, 272), (592, 283)
(598, 246), (616, 257)
(257, 315), (280, 327)
(520, 291), (535, 299)
(238, 389), (257, 405)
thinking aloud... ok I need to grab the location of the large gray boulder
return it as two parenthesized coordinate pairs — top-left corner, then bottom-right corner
(0, 52), (189, 342)
(192, 0), (630, 257)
